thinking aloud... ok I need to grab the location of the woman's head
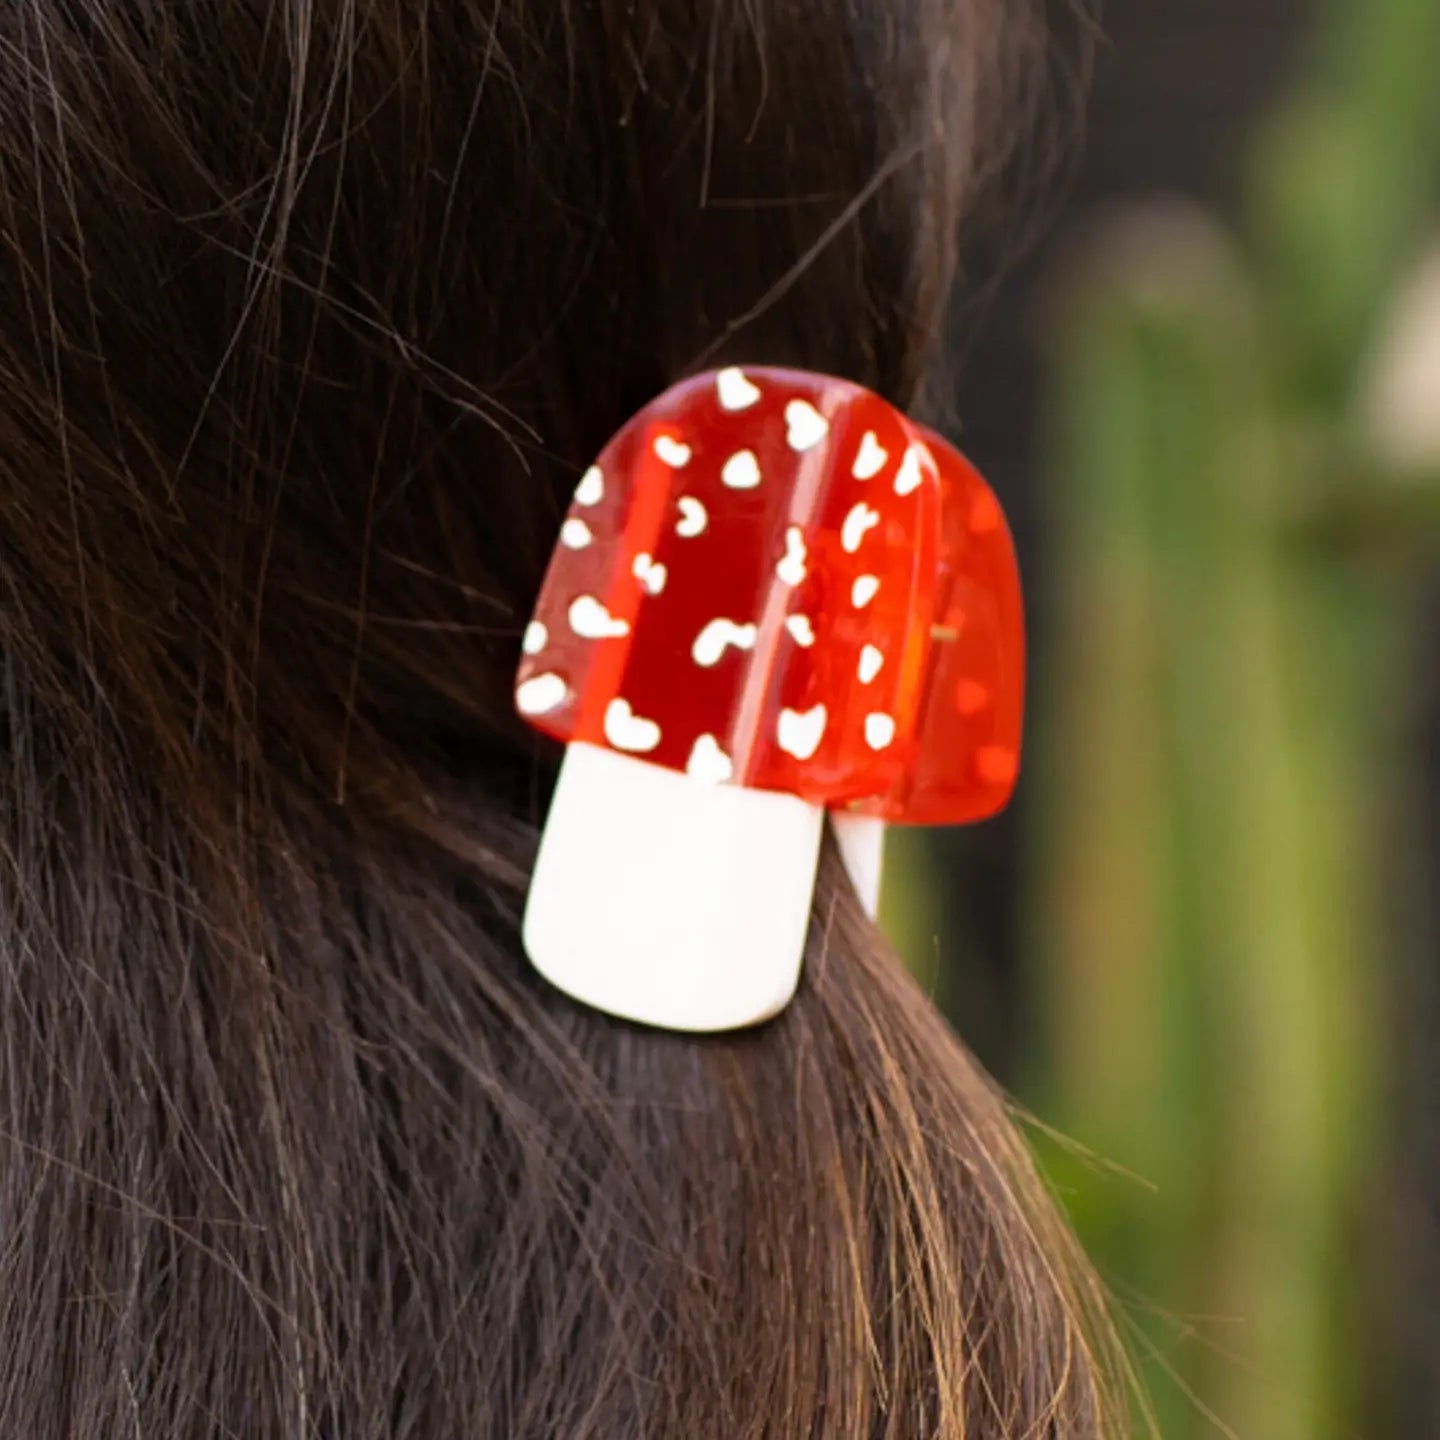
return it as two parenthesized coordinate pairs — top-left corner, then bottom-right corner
(0, 1), (1121, 1434)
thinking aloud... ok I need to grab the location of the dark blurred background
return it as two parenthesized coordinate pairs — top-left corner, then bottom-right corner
(886, 2), (1440, 1434)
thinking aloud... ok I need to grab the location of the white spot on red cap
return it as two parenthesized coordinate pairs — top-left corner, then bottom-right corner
(858, 645), (884, 684)
(569, 595), (630, 639)
(722, 449), (762, 490)
(686, 734), (735, 784)
(841, 502), (880, 554)
(716, 367), (761, 411)
(865, 713), (896, 750)
(777, 527), (807, 586)
(852, 575), (880, 608)
(522, 621), (548, 655)
(692, 618), (758, 668)
(894, 442), (932, 496)
(560, 517), (593, 549)
(777, 704), (827, 761)
(676, 496), (707, 537)
(604, 698), (662, 753)
(784, 400), (829, 452)
(517, 673), (568, 716)
(852, 432), (888, 480)
(574, 466), (604, 506)
(632, 553), (667, 595)
(653, 434), (692, 468)
(786, 614), (815, 647)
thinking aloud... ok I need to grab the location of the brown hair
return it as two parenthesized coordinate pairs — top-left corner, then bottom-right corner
(0, 1), (1123, 1434)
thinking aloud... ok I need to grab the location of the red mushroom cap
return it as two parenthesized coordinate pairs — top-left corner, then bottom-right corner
(515, 367), (1022, 818)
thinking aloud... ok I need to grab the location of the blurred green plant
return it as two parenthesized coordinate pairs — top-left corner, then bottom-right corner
(1021, 1), (1440, 1436)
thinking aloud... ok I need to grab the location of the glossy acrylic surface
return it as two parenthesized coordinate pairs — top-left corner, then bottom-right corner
(515, 367), (1024, 825)
(855, 423), (1026, 824)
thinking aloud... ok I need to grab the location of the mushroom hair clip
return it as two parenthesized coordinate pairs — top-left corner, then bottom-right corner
(515, 367), (1024, 1033)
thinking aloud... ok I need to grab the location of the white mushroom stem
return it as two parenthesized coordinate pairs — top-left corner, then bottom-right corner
(523, 742), (824, 1032)
(828, 812), (886, 920)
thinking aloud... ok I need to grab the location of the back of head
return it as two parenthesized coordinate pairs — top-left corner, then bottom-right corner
(0, 1), (1122, 1435)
